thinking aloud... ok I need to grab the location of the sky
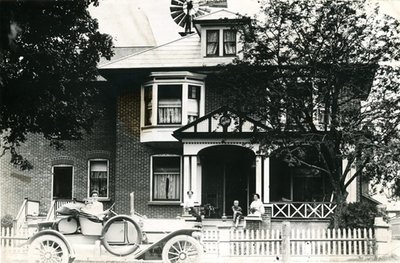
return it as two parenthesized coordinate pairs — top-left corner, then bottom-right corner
(90, 0), (400, 47)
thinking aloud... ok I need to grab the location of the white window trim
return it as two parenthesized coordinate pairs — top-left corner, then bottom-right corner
(87, 159), (110, 200)
(141, 72), (206, 129)
(51, 164), (74, 201)
(202, 26), (240, 57)
(149, 154), (182, 205)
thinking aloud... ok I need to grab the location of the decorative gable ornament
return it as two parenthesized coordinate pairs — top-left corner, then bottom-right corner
(173, 106), (269, 140)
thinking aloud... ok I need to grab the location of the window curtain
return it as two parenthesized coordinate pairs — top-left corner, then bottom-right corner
(153, 173), (180, 200)
(90, 171), (107, 197)
(223, 31), (236, 55)
(207, 31), (219, 55)
(158, 107), (182, 124)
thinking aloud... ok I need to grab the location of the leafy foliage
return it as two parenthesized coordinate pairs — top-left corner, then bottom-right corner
(0, 0), (113, 169)
(210, 0), (400, 207)
(1, 214), (13, 228)
(328, 202), (387, 229)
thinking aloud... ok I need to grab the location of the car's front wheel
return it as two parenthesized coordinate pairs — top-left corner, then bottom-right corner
(162, 235), (203, 263)
(28, 234), (70, 263)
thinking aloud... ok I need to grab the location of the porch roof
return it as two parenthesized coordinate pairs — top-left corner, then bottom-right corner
(173, 106), (270, 140)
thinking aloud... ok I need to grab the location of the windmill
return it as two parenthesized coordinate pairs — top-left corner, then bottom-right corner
(170, 0), (211, 36)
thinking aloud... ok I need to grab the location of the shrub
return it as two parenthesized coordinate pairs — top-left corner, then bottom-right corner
(329, 201), (387, 229)
(1, 214), (14, 228)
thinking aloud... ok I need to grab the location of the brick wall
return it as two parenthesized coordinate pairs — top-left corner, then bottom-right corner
(114, 86), (182, 218)
(0, 72), (228, 219)
(0, 83), (116, 217)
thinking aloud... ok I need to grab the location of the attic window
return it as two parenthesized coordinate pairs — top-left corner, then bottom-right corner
(205, 29), (237, 57)
(206, 30), (219, 56)
(223, 30), (236, 55)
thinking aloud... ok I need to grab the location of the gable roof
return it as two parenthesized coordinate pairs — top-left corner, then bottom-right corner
(100, 33), (230, 69)
(194, 9), (242, 21)
(173, 106), (270, 140)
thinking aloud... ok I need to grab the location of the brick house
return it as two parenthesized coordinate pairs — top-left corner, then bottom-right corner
(1, 3), (365, 222)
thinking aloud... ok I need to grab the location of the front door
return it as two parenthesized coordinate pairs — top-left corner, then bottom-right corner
(52, 166), (73, 199)
(200, 146), (255, 218)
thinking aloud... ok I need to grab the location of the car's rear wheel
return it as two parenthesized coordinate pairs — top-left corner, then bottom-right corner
(28, 234), (70, 263)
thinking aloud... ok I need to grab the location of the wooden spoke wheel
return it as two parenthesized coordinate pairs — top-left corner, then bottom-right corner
(162, 235), (203, 263)
(28, 234), (70, 263)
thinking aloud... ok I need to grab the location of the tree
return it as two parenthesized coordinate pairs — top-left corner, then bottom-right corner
(210, 0), (400, 224)
(0, 0), (113, 169)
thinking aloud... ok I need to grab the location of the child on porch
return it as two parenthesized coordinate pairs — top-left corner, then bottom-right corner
(232, 200), (243, 228)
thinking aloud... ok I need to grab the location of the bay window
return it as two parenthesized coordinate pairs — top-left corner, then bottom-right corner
(141, 72), (205, 142)
(188, 85), (200, 123)
(144, 86), (152, 125)
(152, 156), (181, 201)
(158, 85), (182, 124)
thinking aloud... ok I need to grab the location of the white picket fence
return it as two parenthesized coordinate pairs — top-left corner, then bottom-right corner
(0, 226), (29, 256)
(202, 227), (375, 258)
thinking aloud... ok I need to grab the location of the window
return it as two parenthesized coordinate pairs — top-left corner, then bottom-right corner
(52, 166), (73, 199)
(152, 156), (181, 201)
(158, 85), (182, 124)
(205, 29), (237, 57)
(188, 85), (200, 123)
(206, 30), (219, 56)
(223, 30), (236, 55)
(88, 160), (109, 198)
(144, 86), (152, 125)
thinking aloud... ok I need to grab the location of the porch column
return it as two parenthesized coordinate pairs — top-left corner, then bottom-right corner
(263, 157), (270, 203)
(342, 159), (357, 202)
(183, 155), (191, 204)
(256, 155), (262, 198)
(190, 156), (199, 204)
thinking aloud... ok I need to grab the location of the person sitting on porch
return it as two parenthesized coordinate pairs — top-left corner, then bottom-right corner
(232, 200), (243, 228)
(249, 193), (265, 216)
(184, 190), (202, 222)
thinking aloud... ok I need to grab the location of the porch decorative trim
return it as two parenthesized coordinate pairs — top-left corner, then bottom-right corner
(271, 202), (337, 219)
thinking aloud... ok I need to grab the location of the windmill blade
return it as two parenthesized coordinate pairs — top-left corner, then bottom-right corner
(172, 11), (185, 22)
(171, 0), (185, 6)
(177, 13), (189, 27)
(170, 7), (183, 13)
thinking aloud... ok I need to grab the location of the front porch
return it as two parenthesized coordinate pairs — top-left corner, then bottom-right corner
(173, 107), (354, 222)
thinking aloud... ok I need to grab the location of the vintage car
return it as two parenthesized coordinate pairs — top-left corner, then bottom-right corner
(27, 203), (203, 263)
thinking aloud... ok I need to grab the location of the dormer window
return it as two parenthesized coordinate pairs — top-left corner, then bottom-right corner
(205, 29), (237, 57)
(206, 30), (219, 56)
(223, 30), (236, 55)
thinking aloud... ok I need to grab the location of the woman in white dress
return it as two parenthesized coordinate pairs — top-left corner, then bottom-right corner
(249, 193), (265, 216)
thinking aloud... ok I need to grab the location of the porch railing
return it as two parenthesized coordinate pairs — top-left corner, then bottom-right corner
(271, 202), (337, 219)
(13, 198), (40, 236)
